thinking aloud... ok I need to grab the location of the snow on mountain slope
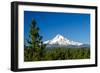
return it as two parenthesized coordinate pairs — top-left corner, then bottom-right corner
(44, 34), (83, 48)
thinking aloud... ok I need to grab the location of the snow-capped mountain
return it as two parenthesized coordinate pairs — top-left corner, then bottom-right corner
(44, 34), (89, 48)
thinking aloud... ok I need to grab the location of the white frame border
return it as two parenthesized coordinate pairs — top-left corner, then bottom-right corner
(18, 5), (96, 68)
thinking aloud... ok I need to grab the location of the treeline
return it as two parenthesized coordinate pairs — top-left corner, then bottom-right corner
(24, 48), (90, 61)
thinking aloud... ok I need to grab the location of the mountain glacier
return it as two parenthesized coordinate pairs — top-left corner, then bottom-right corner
(44, 34), (89, 48)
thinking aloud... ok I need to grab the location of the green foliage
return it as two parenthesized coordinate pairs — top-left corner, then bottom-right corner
(43, 48), (90, 61)
(24, 18), (46, 61)
(25, 47), (90, 61)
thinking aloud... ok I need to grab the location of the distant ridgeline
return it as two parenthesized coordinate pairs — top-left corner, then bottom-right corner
(43, 34), (90, 48)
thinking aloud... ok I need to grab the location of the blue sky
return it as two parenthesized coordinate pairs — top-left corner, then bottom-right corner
(24, 11), (90, 44)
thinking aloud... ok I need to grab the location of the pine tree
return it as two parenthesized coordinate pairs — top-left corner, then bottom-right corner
(27, 18), (46, 61)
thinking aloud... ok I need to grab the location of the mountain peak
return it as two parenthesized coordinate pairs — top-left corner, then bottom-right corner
(53, 34), (64, 40)
(44, 34), (83, 48)
(56, 34), (63, 37)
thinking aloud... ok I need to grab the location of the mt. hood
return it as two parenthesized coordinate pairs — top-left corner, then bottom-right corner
(44, 34), (89, 48)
